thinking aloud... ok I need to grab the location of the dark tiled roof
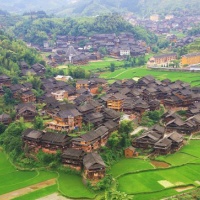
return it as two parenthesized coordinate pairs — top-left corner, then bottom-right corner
(83, 152), (105, 169)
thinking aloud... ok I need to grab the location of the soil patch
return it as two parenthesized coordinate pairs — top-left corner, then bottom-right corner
(175, 185), (194, 192)
(0, 179), (56, 200)
(151, 160), (170, 168)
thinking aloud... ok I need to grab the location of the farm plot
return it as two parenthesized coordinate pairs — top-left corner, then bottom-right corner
(156, 152), (198, 166)
(12, 185), (57, 200)
(117, 164), (200, 194)
(58, 172), (95, 199)
(110, 158), (154, 178)
(0, 152), (57, 195)
(100, 68), (200, 86)
(180, 140), (200, 158)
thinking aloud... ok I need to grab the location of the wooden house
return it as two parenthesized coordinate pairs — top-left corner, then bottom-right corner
(61, 148), (85, 170)
(89, 78), (107, 94)
(84, 112), (104, 127)
(133, 131), (162, 149)
(154, 138), (172, 155)
(32, 63), (46, 76)
(71, 126), (109, 152)
(166, 117), (196, 134)
(167, 132), (183, 150)
(22, 129), (43, 151)
(41, 132), (71, 153)
(51, 90), (68, 101)
(0, 113), (12, 125)
(83, 152), (106, 180)
(21, 90), (36, 103)
(150, 124), (165, 136)
(102, 108), (121, 122)
(103, 120), (119, 133)
(0, 74), (11, 87)
(106, 93), (125, 111)
(76, 80), (89, 90)
(124, 146), (138, 158)
(15, 103), (37, 121)
(46, 108), (82, 132)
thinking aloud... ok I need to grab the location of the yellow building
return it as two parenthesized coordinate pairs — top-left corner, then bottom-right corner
(181, 52), (200, 66)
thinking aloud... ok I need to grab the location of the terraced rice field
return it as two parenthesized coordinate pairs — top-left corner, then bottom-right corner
(100, 67), (200, 86)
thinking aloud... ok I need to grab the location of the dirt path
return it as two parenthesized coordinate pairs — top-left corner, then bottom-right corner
(0, 179), (56, 200)
(37, 193), (72, 200)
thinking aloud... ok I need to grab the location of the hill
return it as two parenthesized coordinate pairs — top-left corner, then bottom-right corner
(0, 0), (200, 16)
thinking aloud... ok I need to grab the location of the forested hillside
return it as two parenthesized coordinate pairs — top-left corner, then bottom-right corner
(0, 0), (199, 16)
(12, 14), (157, 46)
(0, 31), (43, 78)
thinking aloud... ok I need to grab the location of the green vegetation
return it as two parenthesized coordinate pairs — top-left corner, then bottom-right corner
(77, 57), (124, 71)
(12, 13), (157, 46)
(156, 152), (198, 166)
(0, 31), (43, 78)
(111, 158), (154, 178)
(118, 164), (200, 194)
(58, 172), (95, 198)
(100, 67), (200, 86)
(12, 185), (57, 200)
(0, 151), (57, 195)
(141, 108), (164, 127)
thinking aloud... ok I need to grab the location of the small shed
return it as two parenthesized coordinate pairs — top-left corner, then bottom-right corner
(124, 146), (138, 158)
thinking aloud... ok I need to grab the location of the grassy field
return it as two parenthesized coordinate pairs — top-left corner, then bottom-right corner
(0, 168), (57, 195)
(58, 172), (95, 199)
(100, 67), (200, 86)
(156, 152), (198, 166)
(118, 164), (200, 194)
(180, 140), (200, 158)
(12, 185), (57, 200)
(110, 158), (154, 178)
(114, 140), (200, 199)
(57, 57), (124, 72)
(0, 152), (95, 199)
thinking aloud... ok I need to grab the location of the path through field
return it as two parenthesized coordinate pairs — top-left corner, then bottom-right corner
(37, 193), (72, 200)
(0, 179), (56, 200)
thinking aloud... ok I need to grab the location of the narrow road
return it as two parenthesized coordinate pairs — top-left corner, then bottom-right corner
(0, 179), (56, 200)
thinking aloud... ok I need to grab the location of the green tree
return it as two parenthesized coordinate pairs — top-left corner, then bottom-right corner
(34, 116), (43, 130)
(3, 88), (14, 104)
(110, 63), (115, 72)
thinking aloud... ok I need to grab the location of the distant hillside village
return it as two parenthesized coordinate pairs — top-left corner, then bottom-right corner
(1, 66), (200, 181)
(39, 33), (148, 66)
(126, 13), (200, 35)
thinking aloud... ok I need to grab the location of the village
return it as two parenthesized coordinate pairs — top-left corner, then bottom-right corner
(0, 60), (200, 182)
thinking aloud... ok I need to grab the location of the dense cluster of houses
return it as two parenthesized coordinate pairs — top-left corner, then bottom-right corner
(0, 66), (200, 180)
(126, 14), (200, 35)
(43, 33), (148, 66)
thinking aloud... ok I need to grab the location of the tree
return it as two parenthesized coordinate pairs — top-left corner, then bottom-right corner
(119, 120), (133, 135)
(3, 88), (14, 104)
(0, 123), (6, 134)
(110, 63), (115, 72)
(34, 116), (44, 130)
(107, 131), (121, 149)
(98, 47), (108, 55)
(105, 190), (133, 200)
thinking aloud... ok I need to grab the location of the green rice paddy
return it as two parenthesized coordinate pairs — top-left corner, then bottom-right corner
(100, 67), (200, 86)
